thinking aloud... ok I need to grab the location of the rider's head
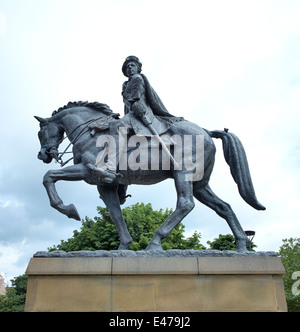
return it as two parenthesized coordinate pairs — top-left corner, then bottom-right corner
(122, 56), (142, 77)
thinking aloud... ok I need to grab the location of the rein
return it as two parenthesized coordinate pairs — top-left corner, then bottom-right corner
(45, 117), (104, 167)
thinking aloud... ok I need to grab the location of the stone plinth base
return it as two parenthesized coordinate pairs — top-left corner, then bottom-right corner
(25, 254), (287, 312)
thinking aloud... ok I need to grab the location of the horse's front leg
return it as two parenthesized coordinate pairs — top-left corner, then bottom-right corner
(43, 163), (89, 220)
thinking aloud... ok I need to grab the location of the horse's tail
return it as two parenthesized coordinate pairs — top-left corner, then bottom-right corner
(210, 129), (266, 211)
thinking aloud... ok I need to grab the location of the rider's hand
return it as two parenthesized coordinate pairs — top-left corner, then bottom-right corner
(132, 101), (146, 118)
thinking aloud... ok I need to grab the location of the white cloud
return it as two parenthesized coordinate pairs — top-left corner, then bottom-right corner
(0, 244), (25, 283)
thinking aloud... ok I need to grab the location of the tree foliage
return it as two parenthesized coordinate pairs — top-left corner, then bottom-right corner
(278, 237), (300, 312)
(207, 233), (257, 251)
(207, 234), (237, 251)
(49, 203), (206, 251)
(0, 274), (28, 312)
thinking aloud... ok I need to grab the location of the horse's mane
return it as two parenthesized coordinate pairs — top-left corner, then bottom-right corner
(52, 101), (120, 118)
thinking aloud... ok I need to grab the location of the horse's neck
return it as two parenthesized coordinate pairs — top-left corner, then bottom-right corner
(55, 108), (100, 142)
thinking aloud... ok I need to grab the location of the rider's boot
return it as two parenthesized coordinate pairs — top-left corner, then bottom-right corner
(87, 164), (120, 183)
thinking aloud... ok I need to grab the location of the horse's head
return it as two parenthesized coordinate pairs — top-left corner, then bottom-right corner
(35, 116), (64, 164)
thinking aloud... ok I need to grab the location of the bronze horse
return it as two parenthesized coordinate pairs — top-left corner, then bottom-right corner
(35, 101), (265, 252)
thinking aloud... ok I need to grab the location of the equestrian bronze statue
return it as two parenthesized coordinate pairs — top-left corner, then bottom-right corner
(35, 56), (265, 252)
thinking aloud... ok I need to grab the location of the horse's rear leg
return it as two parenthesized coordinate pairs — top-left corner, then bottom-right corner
(97, 185), (133, 250)
(146, 173), (195, 250)
(193, 184), (249, 252)
(43, 164), (88, 220)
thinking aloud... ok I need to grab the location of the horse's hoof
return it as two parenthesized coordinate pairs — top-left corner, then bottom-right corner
(118, 244), (129, 250)
(67, 204), (81, 221)
(145, 242), (163, 251)
(118, 238), (133, 250)
(236, 239), (248, 253)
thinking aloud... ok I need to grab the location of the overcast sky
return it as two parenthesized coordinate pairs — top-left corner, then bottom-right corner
(1, 0), (300, 283)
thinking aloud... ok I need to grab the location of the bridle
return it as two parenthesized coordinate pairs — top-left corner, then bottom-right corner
(40, 117), (104, 167)
(39, 120), (67, 166)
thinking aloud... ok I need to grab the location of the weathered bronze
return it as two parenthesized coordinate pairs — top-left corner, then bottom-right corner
(35, 56), (265, 252)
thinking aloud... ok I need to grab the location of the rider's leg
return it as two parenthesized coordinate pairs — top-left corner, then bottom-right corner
(88, 121), (129, 183)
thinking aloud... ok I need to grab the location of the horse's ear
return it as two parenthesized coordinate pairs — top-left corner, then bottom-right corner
(34, 116), (46, 124)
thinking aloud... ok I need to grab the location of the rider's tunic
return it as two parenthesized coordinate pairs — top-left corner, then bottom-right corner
(120, 74), (171, 136)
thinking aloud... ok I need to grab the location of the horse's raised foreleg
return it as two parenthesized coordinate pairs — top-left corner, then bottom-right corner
(97, 184), (133, 250)
(43, 163), (89, 220)
(146, 173), (195, 250)
(193, 184), (249, 252)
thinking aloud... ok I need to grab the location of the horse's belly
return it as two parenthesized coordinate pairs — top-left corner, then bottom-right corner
(120, 169), (172, 185)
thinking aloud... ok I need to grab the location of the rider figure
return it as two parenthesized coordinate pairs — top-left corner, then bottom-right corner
(121, 55), (174, 136)
(89, 56), (176, 183)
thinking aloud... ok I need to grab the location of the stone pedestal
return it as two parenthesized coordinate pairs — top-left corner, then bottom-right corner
(25, 252), (287, 312)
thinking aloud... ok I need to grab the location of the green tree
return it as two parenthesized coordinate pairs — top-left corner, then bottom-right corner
(0, 274), (28, 312)
(49, 203), (206, 251)
(207, 233), (257, 251)
(207, 234), (237, 251)
(278, 237), (300, 312)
